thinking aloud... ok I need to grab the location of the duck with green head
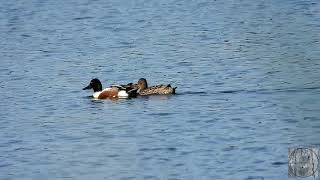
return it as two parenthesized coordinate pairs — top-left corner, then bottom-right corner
(83, 78), (137, 99)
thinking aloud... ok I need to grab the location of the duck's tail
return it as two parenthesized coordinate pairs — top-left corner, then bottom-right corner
(166, 84), (177, 94)
(172, 87), (177, 94)
(127, 88), (138, 97)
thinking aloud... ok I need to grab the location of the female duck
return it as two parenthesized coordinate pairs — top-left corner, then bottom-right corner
(136, 78), (177, 95)
(83, 79), (137, 99)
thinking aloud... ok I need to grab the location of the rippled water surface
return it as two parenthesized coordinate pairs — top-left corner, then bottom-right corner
(1, 0), (320, 179)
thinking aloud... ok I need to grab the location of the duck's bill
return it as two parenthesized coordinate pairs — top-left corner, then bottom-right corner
(82, 84), (91, 90)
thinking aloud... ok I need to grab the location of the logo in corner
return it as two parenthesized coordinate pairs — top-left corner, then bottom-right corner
(288, 147), (319, 177)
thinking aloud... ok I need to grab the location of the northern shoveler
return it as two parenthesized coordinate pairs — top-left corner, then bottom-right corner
(83, 79), (137, 99)
(136, 78), (177, 95)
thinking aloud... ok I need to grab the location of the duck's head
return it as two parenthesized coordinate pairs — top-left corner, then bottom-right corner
(137, 78), (148, 90)
(83, 78), (103, 92)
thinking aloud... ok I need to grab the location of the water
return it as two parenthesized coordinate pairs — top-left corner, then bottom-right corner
(1, 0), (320, 179)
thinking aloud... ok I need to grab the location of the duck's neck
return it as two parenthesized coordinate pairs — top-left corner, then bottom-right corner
(140, 82), (148, 91)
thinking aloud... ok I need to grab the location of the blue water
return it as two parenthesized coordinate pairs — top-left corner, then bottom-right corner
(1, 0), (320, 179)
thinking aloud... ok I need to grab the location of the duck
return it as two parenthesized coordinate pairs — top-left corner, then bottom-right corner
(136, 78), (177, 95)
(83, 78), (138, 99)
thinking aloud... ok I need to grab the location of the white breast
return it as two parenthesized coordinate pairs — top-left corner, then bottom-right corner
(118, 90), (129, 98)
(93, 92), (101, 99)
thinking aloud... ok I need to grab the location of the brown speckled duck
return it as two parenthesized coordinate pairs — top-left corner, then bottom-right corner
(136, 78), (177, 95)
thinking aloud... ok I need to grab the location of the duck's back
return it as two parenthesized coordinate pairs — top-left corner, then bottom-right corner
(139, 84), (176, 95)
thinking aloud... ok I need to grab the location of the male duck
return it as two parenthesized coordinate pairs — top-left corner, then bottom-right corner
(136, 78), (177, 95)
(83, 79), (137, 99)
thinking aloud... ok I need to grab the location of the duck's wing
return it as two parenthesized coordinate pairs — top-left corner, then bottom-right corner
(110, 84), (129, 90)
(110, 85), (124, 90)
(139, 84), (177, 95)
(138, 85), (164, 95)
(110, 82), (138, 90)
(156, 84), (172, 88)
(120, 84), (138, 98)
(150, 84), (166, 88)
